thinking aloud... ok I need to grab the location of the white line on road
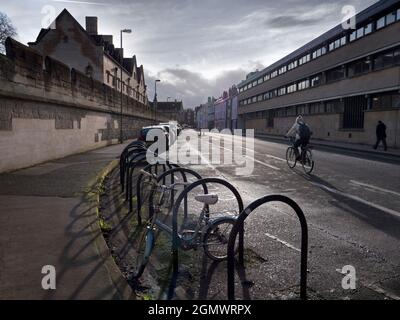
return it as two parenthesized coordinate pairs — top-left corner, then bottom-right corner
(265, 154), (287, 162)
(265, 232), (301, 252)
(219, 145), (281, 171)
(311, 182), (400, 218)
(350, 180), (400, 197)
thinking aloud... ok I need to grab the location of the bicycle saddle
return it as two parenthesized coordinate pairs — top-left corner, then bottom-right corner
(194, 193), (218, 205)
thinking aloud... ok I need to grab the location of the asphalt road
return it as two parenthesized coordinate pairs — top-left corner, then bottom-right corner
(175, 131), (400, 300)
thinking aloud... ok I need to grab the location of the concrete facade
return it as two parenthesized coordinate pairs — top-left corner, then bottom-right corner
(0, 38), (164, 173)
(237, 0), (400, 148)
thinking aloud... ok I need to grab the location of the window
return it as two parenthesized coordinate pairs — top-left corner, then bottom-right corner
(271, 70), (278, 78)
(298, 79), (309, 90)
(364, 23), (373, 35)
(348, 58), (370, 76)
(285, 106), (296, 116)
(326, 66), (345, 83)
(296, 104), (308, 115)
(248, 83), (253, 89)
(257, 78), (263, 85)
(374, 48), (399, 69)
(350, 31), (356, 42)
(311, 75), (321, 87)
(394, 49), (400, 64)
(287, 84), (297, 93)
(330, 36), (347, 49)
(264, 74), (270, 81)
(264, 92), (272, 100)
(267, 110), (274, 128)
(326, 100), (344, 113)
(277, 87), (286, 96)
(252, 96), (257, 103)
(279, 65), (287, 74)
(252, 80), (257, 87)
(356, 27), (364, 39)
(309, 103), (324, 114)
(386, 12), (396, 25)
(377, 16), (385, 29)
(398, 9), (400, 21)
(257, 94), (263, 102)
(288, 60), (298, 70)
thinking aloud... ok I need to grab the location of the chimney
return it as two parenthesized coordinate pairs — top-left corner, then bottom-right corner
(85, 17), (98, 35)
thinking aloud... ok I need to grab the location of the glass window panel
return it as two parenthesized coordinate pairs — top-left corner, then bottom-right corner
(364, 23), (372, 35)
(356, 27), (364, 39)
(340, 36), (346, 46)
(386, 12), (396, 25)
(398, 9), (400, 21)
(350, 31), (356, 42)
(383, 51), (394, 67)
(377, 16), (385, 29)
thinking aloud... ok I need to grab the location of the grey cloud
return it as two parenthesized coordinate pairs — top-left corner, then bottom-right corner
(266, 15), (321, 29)
(145, 67), (252, 108)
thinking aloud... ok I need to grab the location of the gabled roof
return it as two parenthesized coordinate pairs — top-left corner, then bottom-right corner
(28, 8), (146, 79)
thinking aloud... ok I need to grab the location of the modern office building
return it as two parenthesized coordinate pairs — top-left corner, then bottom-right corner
(237, 0), (400, 148)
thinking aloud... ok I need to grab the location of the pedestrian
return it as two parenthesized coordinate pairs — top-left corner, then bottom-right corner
(374, 120), (387, 151)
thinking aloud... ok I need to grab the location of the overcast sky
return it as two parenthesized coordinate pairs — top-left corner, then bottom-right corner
(1, 0), (378, 108)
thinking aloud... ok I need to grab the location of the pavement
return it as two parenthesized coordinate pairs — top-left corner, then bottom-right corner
(0, 142), (134, 300)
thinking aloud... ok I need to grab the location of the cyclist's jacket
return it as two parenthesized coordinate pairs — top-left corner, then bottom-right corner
(287, 120), (311, 140)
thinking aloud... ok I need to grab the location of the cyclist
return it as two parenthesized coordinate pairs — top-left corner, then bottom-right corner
(286, 115), (312, 161)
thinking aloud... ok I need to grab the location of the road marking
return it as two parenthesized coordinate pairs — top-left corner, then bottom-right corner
(265, 232), (301, 252)
(311, 182), (400, 218)
(350, 180), (400, 197)
(250, 156), (281, 171)
(219, 145), (281, 171)
(265, 154), (287, 162)
(335, 269), (400, 300)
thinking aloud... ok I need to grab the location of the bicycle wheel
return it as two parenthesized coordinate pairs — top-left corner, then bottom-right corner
(286, 147), (297, 169)
(132, 225), (155, 279)
(203, 217), (238, 261)
(302, 149), (314, 174)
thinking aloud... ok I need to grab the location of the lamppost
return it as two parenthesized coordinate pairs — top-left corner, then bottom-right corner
(154, 79), (161, 123)
(119, 28), (132, 144)
(167, 96), (171, 102)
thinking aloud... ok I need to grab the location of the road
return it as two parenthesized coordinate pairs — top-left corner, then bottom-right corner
(175, 131), (400, 299)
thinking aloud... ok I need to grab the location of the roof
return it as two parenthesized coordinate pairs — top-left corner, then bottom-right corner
(239, 0), (399, 87)
(28, 8), (144, 81)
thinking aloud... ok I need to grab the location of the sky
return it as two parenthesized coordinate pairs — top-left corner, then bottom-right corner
(1, 0), (378, 108)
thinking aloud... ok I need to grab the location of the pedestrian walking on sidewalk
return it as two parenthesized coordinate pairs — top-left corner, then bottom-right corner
(374, 120), (387, 151)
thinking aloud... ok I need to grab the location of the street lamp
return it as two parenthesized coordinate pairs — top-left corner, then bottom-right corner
(154, 79), (161, 122)
(119, 28), (132, 144)
(167, 96), (171, 102)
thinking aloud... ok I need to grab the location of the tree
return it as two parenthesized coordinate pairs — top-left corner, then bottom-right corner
(0, 12), (17, 54)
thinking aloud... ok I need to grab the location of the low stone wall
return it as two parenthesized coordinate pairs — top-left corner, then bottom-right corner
(0, 38), (163, 172)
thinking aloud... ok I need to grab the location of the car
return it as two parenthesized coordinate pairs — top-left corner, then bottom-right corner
(138, 125), (169, 148)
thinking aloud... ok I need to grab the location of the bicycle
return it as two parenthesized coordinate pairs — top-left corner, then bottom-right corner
(133, 170), (238, 279)
(285, 136), (315, 174)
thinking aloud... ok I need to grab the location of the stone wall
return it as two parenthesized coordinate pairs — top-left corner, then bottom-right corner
(0, 38), (163, 172)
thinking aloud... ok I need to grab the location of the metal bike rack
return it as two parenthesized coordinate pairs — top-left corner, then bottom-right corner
(169, 177), (244, 299)
(126, 151), (149, 201)
(227, 194), (308, 300)
(120, 144), (147, 191)
(134, 162), (180, 216)
(146, 167), (203, 226)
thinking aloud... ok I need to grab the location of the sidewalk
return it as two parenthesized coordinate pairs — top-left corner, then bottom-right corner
(255, 132), (400, 158)
(0, 141), (134, 300)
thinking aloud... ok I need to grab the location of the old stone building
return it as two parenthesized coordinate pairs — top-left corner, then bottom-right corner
(28, 9), (148, 105)
(150, 100), (184, 122)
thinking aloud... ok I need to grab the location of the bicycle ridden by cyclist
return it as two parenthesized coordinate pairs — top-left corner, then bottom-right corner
(286, 115), (312, 161)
